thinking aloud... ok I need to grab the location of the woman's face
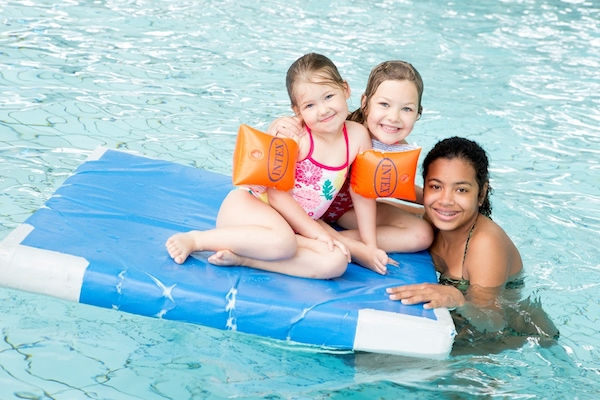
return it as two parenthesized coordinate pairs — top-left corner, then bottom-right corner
(423, 157), (483, 232)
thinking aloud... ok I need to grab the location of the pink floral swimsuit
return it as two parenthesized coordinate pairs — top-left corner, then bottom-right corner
(291, 124), (350, 220)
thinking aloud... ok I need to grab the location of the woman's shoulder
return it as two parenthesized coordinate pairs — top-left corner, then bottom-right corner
(475, 216), (517, 249)
(466, 216), (523, 283)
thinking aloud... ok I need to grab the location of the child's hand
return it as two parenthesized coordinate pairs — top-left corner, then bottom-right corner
(315, 233), (351, 262)
(268, 116), (304, 142)
(367, 246), (398, 275)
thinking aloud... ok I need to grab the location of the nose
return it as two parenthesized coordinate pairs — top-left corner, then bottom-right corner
(386, 107), (402, 124)
(439, 188), (454, 205)
(318, 102), (329, 116)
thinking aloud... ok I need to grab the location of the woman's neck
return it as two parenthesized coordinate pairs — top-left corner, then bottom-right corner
(437, 213), (479, 246)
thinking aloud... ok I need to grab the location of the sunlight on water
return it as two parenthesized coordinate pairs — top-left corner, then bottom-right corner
(1, 0), (599, 398)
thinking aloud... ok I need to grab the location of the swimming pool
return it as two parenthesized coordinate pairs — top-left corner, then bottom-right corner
(1, 0), (598, 398)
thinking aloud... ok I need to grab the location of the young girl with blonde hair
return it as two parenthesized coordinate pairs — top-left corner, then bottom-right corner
(166, 53), (390, 278)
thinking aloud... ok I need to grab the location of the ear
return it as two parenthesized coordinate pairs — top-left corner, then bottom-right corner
(291, 105), (300, 117)
(417, 105), (423, 121)
(343, 81), (351, 99)
(479, 182), (489, 206)
(360, 93), (367, 110)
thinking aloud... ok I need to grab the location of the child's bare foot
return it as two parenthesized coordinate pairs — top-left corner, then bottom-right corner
(208, 249), (243, 266)
(166, 232), (197, 264)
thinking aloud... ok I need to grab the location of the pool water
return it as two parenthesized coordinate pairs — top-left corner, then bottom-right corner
(1, 0), (599, 398)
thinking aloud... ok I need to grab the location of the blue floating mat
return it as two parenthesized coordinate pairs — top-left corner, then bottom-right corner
(0, 149), (455, 358)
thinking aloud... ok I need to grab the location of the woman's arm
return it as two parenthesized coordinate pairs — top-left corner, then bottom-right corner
(387, 229), (513, 332)
(386, 281), (506, 332)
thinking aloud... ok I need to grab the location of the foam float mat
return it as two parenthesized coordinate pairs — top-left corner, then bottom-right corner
(0, 148), (455, 358)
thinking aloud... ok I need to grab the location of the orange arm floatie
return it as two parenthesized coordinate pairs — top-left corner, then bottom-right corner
(350, 148), (421, 201)
(232, 124), (298, 191)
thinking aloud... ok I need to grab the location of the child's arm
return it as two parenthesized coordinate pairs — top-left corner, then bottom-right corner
(267, 188), (349, 258)
(267, 116), (305, 141)
(414, 185), (424, 205)
(349, 187), (390, 274)
(346, 121), (392, 273)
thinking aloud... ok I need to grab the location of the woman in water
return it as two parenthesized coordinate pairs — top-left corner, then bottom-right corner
(387, 137), (558, 350)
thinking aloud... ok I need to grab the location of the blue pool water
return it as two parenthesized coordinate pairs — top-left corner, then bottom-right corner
(1, 0), (598, 398)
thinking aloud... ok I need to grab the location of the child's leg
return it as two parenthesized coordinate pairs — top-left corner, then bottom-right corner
(336, 202), (433, 253)
(208, 235), (348, 279)
(166, 189), (296, 264)
(315, 220), (388, 274)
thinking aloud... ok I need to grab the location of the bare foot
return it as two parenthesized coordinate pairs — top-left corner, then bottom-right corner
(165, 232), (197, 264)
(208, 249), (243, 266)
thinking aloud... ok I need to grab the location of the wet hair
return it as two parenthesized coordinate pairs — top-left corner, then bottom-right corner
(422, 136), (493, 217)
(286, 53), (346, 107)
(348, 60), (424, 124)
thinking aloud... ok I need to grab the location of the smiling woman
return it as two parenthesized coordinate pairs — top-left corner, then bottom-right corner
(387, 137), (557, 340)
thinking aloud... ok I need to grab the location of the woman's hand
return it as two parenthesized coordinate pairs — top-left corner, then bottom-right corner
(386, 283), (465, 309)
(267, 116), (304, 141)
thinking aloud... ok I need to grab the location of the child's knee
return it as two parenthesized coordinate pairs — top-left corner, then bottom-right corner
(417, 221), (435, 248)
(264, 233), (297, 260)
(313, 250), (348, 279)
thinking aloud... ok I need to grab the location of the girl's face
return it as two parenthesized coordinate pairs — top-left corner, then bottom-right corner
(423, 157), (485, 232)
(363, 79), (420, 145)
(292, 79), (350, 135)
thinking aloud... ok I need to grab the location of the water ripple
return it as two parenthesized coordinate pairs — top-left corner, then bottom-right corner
(1, 0), (599, 398)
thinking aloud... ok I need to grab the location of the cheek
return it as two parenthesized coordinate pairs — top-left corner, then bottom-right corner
(299, 109), (314, 121)
(459, 195), (480, 211)
(402, 116), (416, 130)
(422, 189), (437, 204)
(365, 114), (378, 133)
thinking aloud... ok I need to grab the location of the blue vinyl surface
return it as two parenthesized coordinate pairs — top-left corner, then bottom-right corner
(21, 149), (438, 349)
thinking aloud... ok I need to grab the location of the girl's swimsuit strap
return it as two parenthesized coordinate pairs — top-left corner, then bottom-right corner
(303, 124), (349, 170)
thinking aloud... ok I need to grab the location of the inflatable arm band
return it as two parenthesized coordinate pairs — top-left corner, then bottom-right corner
(350, 148), (421, 201)
(232, 124), (298, 191)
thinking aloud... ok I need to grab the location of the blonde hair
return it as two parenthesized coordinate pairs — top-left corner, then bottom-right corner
(348, 60), (423, 123)
(286, 53), (346, 107)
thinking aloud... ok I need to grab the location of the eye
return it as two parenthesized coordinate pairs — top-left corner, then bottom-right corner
(325, 93), (335, 100)
(378, 102), (390, 108)
(429, 183), (441, 190)
(304, 103), (314, 109)
(456, 187), (469, 193)
(402, 106), (415, 113)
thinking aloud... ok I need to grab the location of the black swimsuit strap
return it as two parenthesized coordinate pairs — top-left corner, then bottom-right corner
(461, 215), (478, 279)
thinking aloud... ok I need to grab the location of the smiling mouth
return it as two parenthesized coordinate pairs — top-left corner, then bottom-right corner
(434, 208), (459, 218)
(380, 124), (401, 134)
(321, 114), (335, 123)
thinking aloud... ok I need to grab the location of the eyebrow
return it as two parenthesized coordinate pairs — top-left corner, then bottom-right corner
(427, 178), (474, 186)
(374, 96), (416, 106)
